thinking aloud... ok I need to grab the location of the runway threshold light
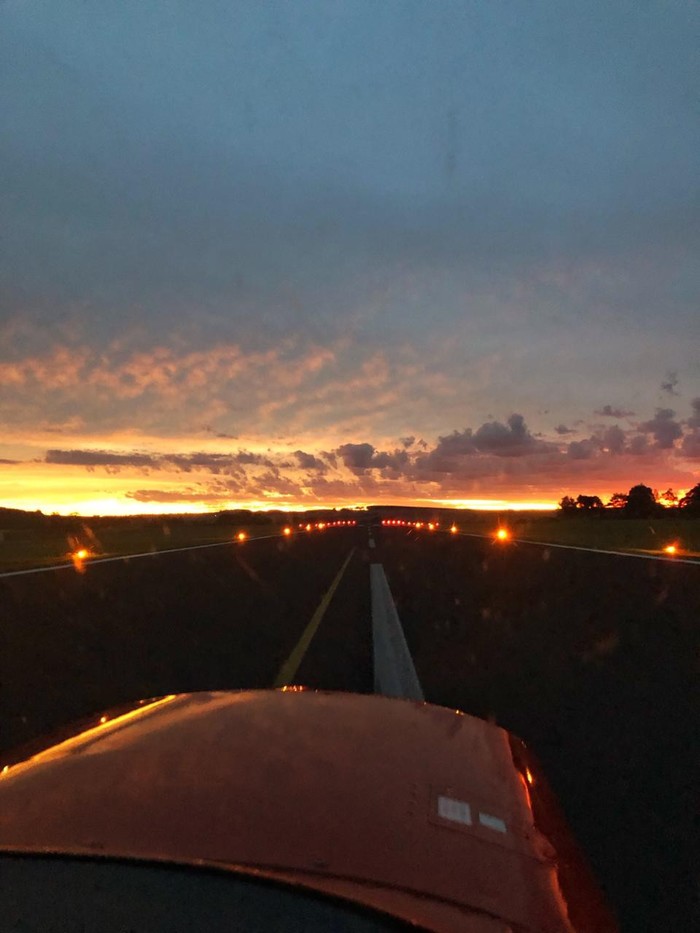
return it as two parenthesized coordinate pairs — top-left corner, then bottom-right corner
(71, 548), (91, 572)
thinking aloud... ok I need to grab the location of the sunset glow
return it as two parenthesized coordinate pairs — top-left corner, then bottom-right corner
(0, 429), (697, 517)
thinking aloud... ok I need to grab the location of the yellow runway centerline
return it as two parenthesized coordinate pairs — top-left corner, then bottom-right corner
(273, 547), (356, 687)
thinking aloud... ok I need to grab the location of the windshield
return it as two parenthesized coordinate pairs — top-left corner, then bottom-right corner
(2, 855), (411, 932)
(0, 4), (698, 932)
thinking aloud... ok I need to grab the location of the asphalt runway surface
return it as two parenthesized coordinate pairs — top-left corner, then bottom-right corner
(1, 524), (698, 931)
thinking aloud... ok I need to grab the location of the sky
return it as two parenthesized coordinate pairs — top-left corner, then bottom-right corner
(1, 0), (698, 515)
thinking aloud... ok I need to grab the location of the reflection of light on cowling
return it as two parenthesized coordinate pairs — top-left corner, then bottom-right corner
(518, 772), (533, 812)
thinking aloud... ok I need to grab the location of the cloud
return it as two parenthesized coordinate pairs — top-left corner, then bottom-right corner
(554, 424), (575, 435)
(680, 432), (700, 459)
(472, 413), (546, 457)
(594, 405), (635, 418)
(294, 449), (328, 472)
(231, 451), (273, 467)
(638, 408), (683, 449)
(567, 439), (597, 460)
(679, 398), (700, 459)
(429, 429), (476, 459)
(660, 372), (680, 396)
(628, 435), (649, 455)
(46, 449), (157, 468)
(336, 442), (376, 472)
(44, 448), (275, 476)
(601, 425), (626, 454)
(0, 333), (467, 446)
(335, 442), (409, 476)
(125, 488), (235, 504)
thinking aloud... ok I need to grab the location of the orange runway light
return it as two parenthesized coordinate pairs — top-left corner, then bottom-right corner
(495, 528), (510, 542)
(305, 523), (312, 531)
(71, 548), (91, 572)
(428, 523), (435, 531)
(283, 527), (292, 536)
(237, 531), (247, 542)
(450, 525), (458, 534)
(663, 544), (677, 555)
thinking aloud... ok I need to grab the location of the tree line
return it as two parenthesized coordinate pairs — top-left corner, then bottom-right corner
(558, 483), (700, 518)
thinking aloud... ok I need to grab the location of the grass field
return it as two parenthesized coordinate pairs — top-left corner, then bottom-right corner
(0, 522), (285, 573)
(447, 513), (700, 558)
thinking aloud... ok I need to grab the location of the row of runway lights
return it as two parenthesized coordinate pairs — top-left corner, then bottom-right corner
(235, 520), (358, 542)
(69, 518), (682, 561)
(381, 519), (510, 542)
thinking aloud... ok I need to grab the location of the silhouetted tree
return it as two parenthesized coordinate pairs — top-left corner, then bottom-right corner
(576, 494), (604, 512)
(659, 488), (678, 508)
(679, 483), (700, 514)
(558, 495), (577, 514)
(624, 484), (657, 518)
(607, 492), (628, 509)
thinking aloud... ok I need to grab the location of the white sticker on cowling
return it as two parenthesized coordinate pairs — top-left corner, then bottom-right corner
(437, 795), (472, 826)
(479, 812), (507, 834)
